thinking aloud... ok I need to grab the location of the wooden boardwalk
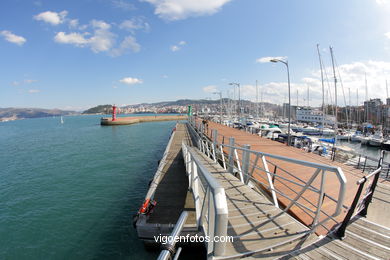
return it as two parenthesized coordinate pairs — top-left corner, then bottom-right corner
(203, 121), (371, 234)
(136, 123), (197, 241)
(286, 182), (390, 259)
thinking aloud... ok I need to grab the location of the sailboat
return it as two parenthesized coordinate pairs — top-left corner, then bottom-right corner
(60, 116), (64, 124)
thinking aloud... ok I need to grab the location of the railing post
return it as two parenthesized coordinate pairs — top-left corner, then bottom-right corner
(192, 160), (201, 227)
(360, 150), (384, 216)
(212, 129), (218, 162)
(272, 165), (277, 184)
(242, 145), (251, 184)
(207, 189), (215, 255)
(387, 163), (390, 178)
(227, 137), (235, 174)
(213, 188), (228, 256)
(357, 154), (361, 169)
(336, 179), (366, 239)
(261, 155), (279, 208)
(362, 156), (367, 172)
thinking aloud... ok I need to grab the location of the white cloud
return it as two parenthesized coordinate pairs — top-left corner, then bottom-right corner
(54, 32), (89, 46)
(119, 77), (143, 85)
(34, 10), (68, 25)
(0, 30), (26, 46)
(24, 79), (37, 84)
(69, 19), (79, 28)
(37, 12), (142, 56)
(376, 0), (389, 5)
(54, 20), (116, 53)
(28, 89), (40, 93)
(141, 0), (232, 21)
(385, 32), (390, 39)
(281, 60), (390, 106)
(111, 0), (135, 11)
(171, 45), (180, 51)
(255, 56), (287, 63)
(89, 25), (115, 53)
(119, 18), (150, 32)
(170, 40), (186, 51)
(11, 79), (37, 86)
(110, 36), (141, 56)
(203, 85), (218, 93)
(91, 19), (111, 30)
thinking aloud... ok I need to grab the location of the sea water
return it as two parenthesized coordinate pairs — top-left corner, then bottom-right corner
(0, 115), (178, 259)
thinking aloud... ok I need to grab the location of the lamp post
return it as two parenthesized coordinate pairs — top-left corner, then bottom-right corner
(270, 58), (291, 146)
(229, 82), (241, 121)
(213, 91), (223, 124)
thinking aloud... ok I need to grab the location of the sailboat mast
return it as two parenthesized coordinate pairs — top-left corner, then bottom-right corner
(330, 46), (338, 135)
(317, 44), (325, 128)
(256, 80), (259, 118)
(357, 89), (359, 124)
(349, 88), (351, 125)
(365, 73), (368, 122)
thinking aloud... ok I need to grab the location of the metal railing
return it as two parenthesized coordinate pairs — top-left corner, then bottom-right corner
(188, 117), (347, 233)
(336, 150), (385, 238)
(181, 142), (228, 257)
(157, 211), (189, 260)
(330, 146), (390, 179)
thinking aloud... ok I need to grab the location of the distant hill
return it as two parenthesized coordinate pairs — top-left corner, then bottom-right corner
(83, 99), (280, 114)
(124, 99), (278, 109)
(82, 104), (112, 114)
(0, 108), (77, 121)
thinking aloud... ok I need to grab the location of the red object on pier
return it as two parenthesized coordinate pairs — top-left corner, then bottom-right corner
(112, 105), (117, 121)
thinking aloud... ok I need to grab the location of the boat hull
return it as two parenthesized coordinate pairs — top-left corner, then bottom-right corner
(368, 139), (382, 147)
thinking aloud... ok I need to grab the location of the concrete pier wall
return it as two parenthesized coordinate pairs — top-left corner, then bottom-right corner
(100, 115), (186, 125)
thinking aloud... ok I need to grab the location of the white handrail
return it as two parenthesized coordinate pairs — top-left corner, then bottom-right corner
(182, 142), (228, 257)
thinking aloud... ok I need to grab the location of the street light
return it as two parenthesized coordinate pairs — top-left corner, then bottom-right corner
(270, 58), (291, 146)
(213, 91), (223, 124)
(229, 82), (241, 120)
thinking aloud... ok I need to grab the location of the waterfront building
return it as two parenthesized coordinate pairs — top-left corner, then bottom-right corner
(296, 107), (335, 125)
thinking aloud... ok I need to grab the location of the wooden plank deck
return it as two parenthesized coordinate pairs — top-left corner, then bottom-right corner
(148, 123), (195, 225)
(136, 123), (197, 241)
(285, 182), (390, 260)
(202, 121), (371, 234)
(189, 147), (318, 259)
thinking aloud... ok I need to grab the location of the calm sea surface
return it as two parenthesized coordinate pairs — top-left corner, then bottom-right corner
(0, 114), (178, 259)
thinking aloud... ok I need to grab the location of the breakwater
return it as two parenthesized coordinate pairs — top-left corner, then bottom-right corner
(100, 115), (186, 125)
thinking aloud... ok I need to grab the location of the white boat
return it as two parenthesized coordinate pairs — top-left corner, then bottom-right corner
(336, 132), (351, 141)
(60, 116), (64, 124)
(258, 127), (283, 139)
(368, 132), (384, 147)
(382, 140), (390, 150)
(301, 126), (319, 135)
(321, 128), (335, 136)
(351, 132), (363, 142)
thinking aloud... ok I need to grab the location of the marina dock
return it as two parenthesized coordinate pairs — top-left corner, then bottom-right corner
(101, 115), (186, 125)
(201, 120), (376, 234)
(135, 123), (198, 243)
(135, 118), (390, 259)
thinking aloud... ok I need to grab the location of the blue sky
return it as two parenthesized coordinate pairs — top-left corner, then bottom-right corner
(1, 0), (390, 110)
